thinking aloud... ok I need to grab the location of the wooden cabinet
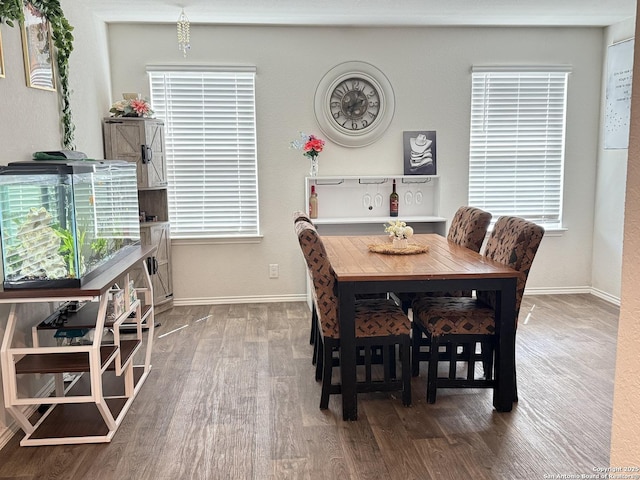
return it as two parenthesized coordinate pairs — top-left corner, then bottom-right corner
(103, 118), (173, 313)
(0, 246), (156, 446)
(138, 222), (172, 310)
(102, 117), (167, 188)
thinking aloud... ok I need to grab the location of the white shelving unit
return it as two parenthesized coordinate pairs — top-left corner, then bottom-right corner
(0, 246), (155, 446)
(304, 175), (447, 235)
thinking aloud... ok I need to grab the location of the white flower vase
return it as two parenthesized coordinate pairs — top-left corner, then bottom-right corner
(392, 237), (408, 249)
(310, 157), (318, 177)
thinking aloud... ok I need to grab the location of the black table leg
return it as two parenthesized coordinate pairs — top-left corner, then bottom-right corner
(494, 277), (517, 412)
(338, 282), (357, 421)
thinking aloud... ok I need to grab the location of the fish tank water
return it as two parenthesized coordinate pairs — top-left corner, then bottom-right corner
(0, 160), (141, 289)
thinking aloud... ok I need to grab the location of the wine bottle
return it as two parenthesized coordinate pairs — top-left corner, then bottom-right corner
(309, 185), (318, 219)
(390, 179), (399, 217)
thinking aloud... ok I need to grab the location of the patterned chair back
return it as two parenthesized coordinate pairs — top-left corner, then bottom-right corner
(295, 221), (340, 337)
(447, 206), (492, 252)
(293, 210), (312, 224)
(477, 216), (545, 320)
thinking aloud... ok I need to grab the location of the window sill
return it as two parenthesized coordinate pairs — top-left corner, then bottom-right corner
(539, 227), (567, 237)
(486, 226), (567, 237)
(172, 235), (264, 246)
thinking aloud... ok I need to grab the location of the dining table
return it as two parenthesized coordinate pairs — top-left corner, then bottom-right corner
(321, 233), (521, 421)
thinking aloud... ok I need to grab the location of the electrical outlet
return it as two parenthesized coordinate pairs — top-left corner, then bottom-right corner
(269, 264), (279, 278)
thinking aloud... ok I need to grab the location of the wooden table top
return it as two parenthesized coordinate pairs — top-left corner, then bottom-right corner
(322, 233), (520, 282)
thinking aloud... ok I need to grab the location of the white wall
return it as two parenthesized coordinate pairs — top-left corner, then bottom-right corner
(106, 24), (604, 304)
(592, 19), (635, 304)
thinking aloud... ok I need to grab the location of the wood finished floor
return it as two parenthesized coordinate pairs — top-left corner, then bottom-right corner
(0, 294), (618, 480)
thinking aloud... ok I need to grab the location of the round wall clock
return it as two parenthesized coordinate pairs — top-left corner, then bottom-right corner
(314, 61), (395, 148)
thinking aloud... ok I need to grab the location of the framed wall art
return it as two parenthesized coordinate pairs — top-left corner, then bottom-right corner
(21, 2), (56, 91)
(403, 131), (436, 175)
(0, 28), (5, 79)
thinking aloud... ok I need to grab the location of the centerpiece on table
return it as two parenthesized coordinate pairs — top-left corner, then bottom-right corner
(384, 220), (414, 249)
(290, 132), (325, 177)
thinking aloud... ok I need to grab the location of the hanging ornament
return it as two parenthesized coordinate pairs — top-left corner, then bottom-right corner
(177, 9), (191, 58)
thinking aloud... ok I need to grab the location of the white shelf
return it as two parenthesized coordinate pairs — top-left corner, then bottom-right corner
(0, 247), (155, 446)
(304, 175), (445, 236)
(313, 215), (447, 225)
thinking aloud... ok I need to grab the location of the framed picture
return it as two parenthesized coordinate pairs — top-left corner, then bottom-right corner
(0, 28), (5, 79)
(21, 2), (56, 91)
(403, 131), (437, 175)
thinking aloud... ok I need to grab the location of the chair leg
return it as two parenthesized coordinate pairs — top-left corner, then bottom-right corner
(427, 335), (439, 404)
(481, 341), (493, 380)
(320, 340), (333, 410)
(400, 340), (412, 406)
(309, 305), (317, 345)
(401, 299), (411, 314)
(411, 322), (422, 377)
(315, 335), (324, 382)
(312, 332), (318, 366)
(389, 345), (397, 379)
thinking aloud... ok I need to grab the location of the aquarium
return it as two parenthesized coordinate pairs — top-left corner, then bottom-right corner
(0, 160), (140, 289)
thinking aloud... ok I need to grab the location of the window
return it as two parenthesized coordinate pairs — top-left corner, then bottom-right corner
(468, 67), (570, 228)
(148, 67), (259, 238)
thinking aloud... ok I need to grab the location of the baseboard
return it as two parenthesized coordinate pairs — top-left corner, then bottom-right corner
(525, 286), (620, 306)
(0, 379), (55, 450)
(174, 293), (307, 306)
(525, 286), (592, 296)
(589, 287), (621, 306)
(0, 421), (22, 451)
(175, 287), (620, 307)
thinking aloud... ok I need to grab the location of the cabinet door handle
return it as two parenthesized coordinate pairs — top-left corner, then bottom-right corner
(146, 257), (158, 274)
(141, 145), (153, 164)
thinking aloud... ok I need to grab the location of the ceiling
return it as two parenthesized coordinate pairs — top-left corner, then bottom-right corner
(80, 0), (637, 27)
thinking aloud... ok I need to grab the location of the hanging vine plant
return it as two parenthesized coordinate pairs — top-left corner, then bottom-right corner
(1, 0), (75, 149)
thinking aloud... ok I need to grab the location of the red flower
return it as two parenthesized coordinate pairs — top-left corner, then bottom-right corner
(290, 132), (325, 160)
(304, 135), (325, 156)
(130, 99), (151, 115)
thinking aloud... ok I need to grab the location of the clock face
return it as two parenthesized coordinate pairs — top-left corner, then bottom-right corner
(330, 77), (380, 132)
(315, 61), (395, 148)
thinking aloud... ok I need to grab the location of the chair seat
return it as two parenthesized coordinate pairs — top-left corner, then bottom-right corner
(321, 299), (411, 339)
(412, 296), (495, 337)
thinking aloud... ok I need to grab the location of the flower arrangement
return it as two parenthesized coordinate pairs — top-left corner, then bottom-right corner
(109, 98), (154, 118)
(290, 132), (325, 176)
(290, 132), (325, 159)
(384, 220), (414, 240)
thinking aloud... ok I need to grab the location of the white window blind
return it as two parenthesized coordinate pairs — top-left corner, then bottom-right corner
(148, 68), (259, 238)
(469, 68), (569, 228)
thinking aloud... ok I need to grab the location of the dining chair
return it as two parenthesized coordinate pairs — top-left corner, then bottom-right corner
(293, 210), (390, 370)
(405, 206), (492, 375)
(295, 220), (412, 409)
(292, 210), (318, 349)
(411, 215), (544, 404)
